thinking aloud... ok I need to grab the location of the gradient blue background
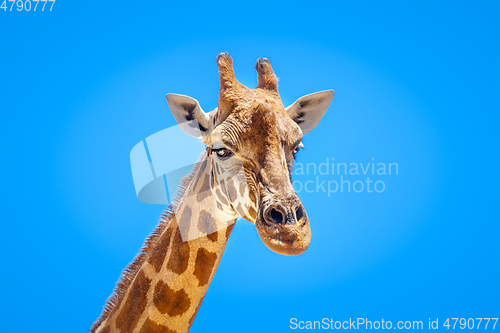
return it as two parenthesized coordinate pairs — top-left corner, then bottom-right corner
(1, 1), (499, 332)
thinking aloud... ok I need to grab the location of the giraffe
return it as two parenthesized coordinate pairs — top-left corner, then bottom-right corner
(91, 52), (334, 333)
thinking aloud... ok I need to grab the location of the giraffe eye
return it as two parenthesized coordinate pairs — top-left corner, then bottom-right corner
(212, 148), (233, 160)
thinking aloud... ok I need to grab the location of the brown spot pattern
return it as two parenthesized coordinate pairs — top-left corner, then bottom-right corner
(193, 248), (218, 287)
(180, 206), (192, 222)
(235, 203), (245, 217)
(227, 179), (238, 202)
(198, 210), (217, 242)
(153, 280), (191, 317)
(249, 190), (256, 204)
(219, 179), (227, 195)
(116, 271), (152, 332)
(215, 189), (228, 205)
(178, 207), (193, 236)
(248, 207), (257, 220)
(196, 173), (211, 203)
(167, 228), (190, 275)
(226, 223), (235, 241)
(148, 226), (174, 272)
(239, 182), (246, 196)
(206, 231), (218, 242)
(139, 318), (176, 333)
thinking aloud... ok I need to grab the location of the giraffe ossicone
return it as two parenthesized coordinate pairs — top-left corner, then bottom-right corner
(91, 52), (334, 333)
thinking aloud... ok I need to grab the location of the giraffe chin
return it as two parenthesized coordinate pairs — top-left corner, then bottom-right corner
(255, 218), (312, 256)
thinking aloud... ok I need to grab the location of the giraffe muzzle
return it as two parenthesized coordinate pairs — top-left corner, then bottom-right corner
(255, 198), (311, 256)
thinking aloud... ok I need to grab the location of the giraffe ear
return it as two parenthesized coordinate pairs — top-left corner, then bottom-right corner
(166, 94), (213, 141)
(285, 90), (334, 134)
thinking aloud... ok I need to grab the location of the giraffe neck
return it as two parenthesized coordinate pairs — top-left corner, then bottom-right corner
(92, 152), (238, 333)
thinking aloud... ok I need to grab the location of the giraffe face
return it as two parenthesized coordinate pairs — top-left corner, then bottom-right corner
(167, 53), (334, 256)
(208, 98), (310, 256)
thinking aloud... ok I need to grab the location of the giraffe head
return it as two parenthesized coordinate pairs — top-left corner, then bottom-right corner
(167, 52), (333, 256)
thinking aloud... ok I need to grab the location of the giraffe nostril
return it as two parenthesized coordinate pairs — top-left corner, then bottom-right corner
(295, 205), (304, 221)
(269, 208), (284, 224)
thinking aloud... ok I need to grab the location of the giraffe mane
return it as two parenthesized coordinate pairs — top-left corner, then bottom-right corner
(90, 149), (209, 333)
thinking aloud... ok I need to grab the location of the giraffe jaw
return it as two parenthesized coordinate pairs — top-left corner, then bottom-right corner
(255, 214), (311, 256)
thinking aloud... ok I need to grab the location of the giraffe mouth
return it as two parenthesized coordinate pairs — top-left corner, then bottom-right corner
(255, 207), (311, 256)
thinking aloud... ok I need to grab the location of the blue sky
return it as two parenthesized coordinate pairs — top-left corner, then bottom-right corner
(0, 1), (499, 332)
